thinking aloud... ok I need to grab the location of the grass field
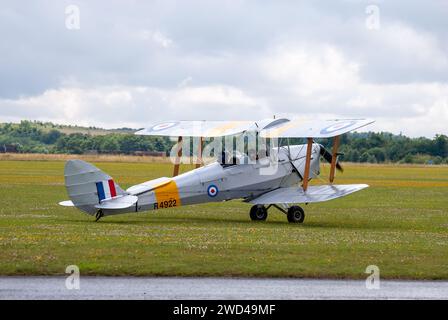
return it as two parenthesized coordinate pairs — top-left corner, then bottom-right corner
(0, 157), (447, 279)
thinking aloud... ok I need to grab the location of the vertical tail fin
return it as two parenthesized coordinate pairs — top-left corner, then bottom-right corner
(63, 160), (125, 215)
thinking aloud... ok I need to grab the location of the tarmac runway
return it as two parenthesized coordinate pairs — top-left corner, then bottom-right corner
(1, 276), (447, 300)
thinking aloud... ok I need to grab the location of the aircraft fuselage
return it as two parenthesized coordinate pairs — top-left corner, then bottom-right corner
(103, 144), (322, 216)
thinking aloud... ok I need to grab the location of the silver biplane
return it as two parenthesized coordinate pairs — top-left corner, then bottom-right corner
(59, 118), (374, 223)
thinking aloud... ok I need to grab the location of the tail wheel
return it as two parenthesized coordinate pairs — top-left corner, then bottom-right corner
(249, 205), (268, 221)
(287, 206), (305, 223)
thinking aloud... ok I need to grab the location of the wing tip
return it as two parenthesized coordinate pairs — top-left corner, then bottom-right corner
(59, 200), (74, 207)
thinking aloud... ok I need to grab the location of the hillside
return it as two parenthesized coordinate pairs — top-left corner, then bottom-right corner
(1, 121), (136, 136)
(0, 120), (172, 155)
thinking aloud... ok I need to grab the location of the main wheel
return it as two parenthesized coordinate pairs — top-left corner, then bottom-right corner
(287, 206), (305, 223)
(249, 205), (268, 221)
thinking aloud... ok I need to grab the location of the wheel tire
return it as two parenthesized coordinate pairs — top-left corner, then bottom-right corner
(287, 206), (305, 223)
(250, 205), (268, 221)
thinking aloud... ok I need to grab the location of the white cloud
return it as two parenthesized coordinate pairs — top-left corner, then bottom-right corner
(137, 30), (173, 48)
(0, 84), (269, 128)
(260, 43), (360, 97)
(171, 85), (260, 107)
(379, 22), (448, 70)
(257, 42), (448, 137)
(2, 77), (446, 137)
(355, 21), (448, 83)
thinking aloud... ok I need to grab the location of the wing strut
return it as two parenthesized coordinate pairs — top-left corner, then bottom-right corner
(302, 138), (313, 191)
(195, 137), (204, 168)
(173, 136), (183, 177)
(329, 136), (340, 183)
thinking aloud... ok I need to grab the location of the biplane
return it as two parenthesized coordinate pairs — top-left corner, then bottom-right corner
(59, 118), (374, 223)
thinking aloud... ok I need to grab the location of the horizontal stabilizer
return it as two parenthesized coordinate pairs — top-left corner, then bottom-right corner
(126, 177), (172, 195)
(250, 184), (369, 205)
(94, 195), (138, 210)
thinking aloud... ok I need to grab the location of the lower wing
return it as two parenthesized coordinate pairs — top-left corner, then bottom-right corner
(249, 184), (369, 205)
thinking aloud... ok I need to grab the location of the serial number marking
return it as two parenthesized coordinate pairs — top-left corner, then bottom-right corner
(153, 198), (177, 210)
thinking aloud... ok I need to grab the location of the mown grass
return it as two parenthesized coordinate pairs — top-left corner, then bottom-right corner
(0, 159), (447, 279)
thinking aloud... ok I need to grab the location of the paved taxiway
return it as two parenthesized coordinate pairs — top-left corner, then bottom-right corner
(1, 277), (447, 299)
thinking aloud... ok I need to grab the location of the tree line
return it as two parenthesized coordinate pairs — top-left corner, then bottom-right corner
(0, 121), (171, 155)
(0, 120), (447, 164)
(317, 131), (448, 164)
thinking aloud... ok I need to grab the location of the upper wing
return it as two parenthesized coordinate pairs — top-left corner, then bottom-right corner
(260, 119), (375, 138)
(135, 120), (255, 137)
(250, 184), (369, 205)
(135, 118), (374, 138)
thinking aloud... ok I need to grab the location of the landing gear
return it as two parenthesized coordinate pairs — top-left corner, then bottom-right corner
(249, 204), (305, 223)
(287, 206), (305, 223)
(249, 205), (268, 221)
(95, 209), (104, 222)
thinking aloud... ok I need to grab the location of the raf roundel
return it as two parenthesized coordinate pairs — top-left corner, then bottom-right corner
(150, 121), (179, 132)
(207, 185), (219, 197)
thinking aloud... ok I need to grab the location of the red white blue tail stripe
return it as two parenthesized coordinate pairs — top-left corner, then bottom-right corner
(96, 179), (117, 202)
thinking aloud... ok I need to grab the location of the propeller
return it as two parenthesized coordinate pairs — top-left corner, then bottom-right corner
(319, 144), (344, 173)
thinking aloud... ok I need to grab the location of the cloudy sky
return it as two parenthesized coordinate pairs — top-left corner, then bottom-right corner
(1, 0), (447, 137)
